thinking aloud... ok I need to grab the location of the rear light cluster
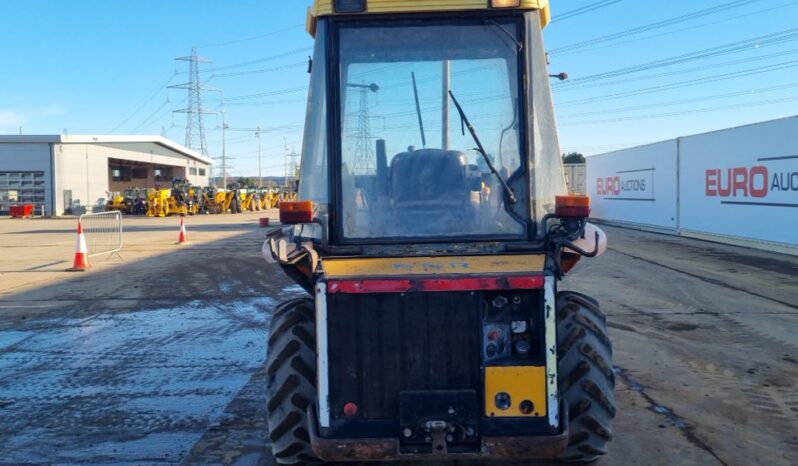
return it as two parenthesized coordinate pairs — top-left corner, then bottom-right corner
(279, 200), (314, 224)
(555, 194), (591, 218)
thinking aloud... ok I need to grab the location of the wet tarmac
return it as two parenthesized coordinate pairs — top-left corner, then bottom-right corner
(0, 287), (303, 465)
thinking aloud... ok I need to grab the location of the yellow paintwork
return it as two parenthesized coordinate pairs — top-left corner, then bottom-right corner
(146, 189), (173, 218)
(307, 0), (550, 36)
(485, 366), (547, 417)
(322, 254), (545, 278)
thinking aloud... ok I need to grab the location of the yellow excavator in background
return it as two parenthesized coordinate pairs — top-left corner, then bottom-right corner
(146, 188), (173, 217)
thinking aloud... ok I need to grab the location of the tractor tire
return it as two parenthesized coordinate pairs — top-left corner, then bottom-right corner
(265, 298), (321, 465)
(556, 291), (615, 464)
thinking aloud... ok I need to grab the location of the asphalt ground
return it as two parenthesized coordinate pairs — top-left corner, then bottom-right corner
(0, 213), (796, 465)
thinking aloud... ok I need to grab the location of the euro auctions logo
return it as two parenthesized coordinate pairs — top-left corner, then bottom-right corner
(596, 168), (654, 201)
(705, 156), (798, 208)
(705, 166), (769, 198)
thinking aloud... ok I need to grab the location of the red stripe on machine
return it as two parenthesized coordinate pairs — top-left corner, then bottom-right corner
(327, 276), (545, 294)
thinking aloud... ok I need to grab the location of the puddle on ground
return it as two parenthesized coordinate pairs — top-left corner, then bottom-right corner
(0, 294), (294, 464)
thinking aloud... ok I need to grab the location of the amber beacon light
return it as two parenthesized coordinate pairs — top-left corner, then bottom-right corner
(491, 0), (522, 7)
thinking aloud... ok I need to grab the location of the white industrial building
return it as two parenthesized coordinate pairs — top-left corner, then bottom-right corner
(586, 115), (798, 254)
(0, 135), (212, 216)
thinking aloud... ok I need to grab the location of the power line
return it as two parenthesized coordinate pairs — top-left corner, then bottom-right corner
(224, 97), (307, 107)
(559, 94), (798, 126)
(130, 98), (187, 134)
(211, 46), (312, 72)
(212, 62), (306, 78)
(108, 72), (177, 133)
(550, 0), (798, 57)
(557, 59), (798, 107)
(129, 100), (171, 134)
(550, 0), (625, 24)
(555, 28), (798, 87)
(225, 85), (308, 101)
(550, 0), (758, 54)
(558, 81), (798, 119)
(554, 48), (798, 93)
(197, 24), (304, 49)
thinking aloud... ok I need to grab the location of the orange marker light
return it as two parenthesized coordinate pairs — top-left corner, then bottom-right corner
(492, 0), (522, 7)
(280, 201), (314, 224)
(555, 194), (591, 218)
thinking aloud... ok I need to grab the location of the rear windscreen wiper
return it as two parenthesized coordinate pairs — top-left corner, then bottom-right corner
(448, 90), (517, 205)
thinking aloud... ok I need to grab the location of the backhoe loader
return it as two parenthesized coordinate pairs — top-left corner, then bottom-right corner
(264, 1), (614, 464)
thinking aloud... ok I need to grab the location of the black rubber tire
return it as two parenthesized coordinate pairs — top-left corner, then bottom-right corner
(556, 291), (616, 464)
(265, 298), (321, 465)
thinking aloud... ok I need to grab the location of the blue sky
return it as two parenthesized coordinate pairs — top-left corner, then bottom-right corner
(2, 0), (797, 176)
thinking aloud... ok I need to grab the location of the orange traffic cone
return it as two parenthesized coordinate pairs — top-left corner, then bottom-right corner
(176, 217), (191, 245)
(66, 222), (91, 272)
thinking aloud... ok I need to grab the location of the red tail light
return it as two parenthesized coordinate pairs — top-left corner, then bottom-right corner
(279, 201), (314, 224)
(343, 402), (359, 417)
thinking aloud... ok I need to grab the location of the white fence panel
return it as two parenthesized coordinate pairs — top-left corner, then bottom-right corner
(587, 140), (678, 230)
(679, 117), (798, 247)
(80, 211), (124, 260)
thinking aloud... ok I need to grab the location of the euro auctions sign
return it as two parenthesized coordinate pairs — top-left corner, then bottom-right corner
(705, 156), (798, 207)
(596, 168), (655, 201)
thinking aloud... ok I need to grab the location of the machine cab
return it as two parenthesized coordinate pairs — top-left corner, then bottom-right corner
(297, 0), (568, 250)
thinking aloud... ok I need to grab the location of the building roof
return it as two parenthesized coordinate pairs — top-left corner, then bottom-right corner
(0, 134), (213, 165)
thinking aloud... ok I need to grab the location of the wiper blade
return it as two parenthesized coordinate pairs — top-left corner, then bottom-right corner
(486, 19), (522, 52)
(448, 90), (517, 205)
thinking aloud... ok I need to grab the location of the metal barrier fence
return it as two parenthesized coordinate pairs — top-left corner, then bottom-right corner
(79, 211), (124, 261)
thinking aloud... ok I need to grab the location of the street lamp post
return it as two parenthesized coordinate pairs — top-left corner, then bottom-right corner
(221, 110), (229, 192)
(256, 126), (262, 189)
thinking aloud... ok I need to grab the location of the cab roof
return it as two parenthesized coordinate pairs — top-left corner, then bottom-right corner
(307, 0), (550, 36)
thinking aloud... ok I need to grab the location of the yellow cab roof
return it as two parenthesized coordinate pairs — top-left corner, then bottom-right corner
(307, 0), (551, 36)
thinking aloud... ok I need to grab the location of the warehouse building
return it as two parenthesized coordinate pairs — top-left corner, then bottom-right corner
(0, 135), (212, 216)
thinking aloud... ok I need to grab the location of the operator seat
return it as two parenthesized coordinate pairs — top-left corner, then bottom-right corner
(389, 149), (475, 235)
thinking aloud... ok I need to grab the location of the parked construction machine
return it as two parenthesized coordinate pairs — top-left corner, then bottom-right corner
(105, 192), (130, 213)
(146, 188), (173, 217)
(170, 178), (197, 216)
(263, 1), (614, 464)
(223, 184), (243, 214)
(200, 187), (224, 214)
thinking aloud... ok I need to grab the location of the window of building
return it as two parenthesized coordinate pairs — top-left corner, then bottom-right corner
(132, 167), (148, 179)
(154, 167), (173, 182)
(111, 167), (132, 182)
(189, 167), (198, 176)
(199, 168), (206, 176)
(0, 171), (46, 213)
